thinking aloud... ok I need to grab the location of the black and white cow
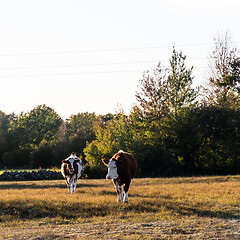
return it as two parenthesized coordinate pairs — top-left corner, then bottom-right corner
(102, 150), (137, 203)
(61, 154), (84, 193)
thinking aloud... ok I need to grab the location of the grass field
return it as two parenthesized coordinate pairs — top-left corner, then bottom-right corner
(0, 176), (240, 239)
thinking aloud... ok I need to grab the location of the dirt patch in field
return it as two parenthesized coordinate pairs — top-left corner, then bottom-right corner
(1, 217), (239, 239)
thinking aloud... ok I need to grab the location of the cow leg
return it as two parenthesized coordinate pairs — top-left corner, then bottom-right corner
(113, 180), (123, 203)
(118, 186), (124, 203)
(66, 175), (76, 194)
(70, 179), (74, 193)
(71, 175), (77, 193)
(69, 175), (76, 194)
(123, 180), (131, 203)
(65, 176), (71, 193)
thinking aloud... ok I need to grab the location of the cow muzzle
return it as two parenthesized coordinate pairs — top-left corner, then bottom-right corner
(106, 175), (111, 180)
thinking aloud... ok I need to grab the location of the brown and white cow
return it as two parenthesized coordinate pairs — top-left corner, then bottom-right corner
(102, 150), (137, 203)
(61, 154), (84, 194)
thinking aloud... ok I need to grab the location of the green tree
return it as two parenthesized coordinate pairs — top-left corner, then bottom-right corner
(221, 58), (240, 108)
(195, 107), (240, 174)
(168, 47), (196, 115)
(66, 112), (96, 157)
(129, 106), (173, 176)
(136, 62), (169, 120)
(10, 104), (62, 150)
(135, 62), (170, 152)
(30, 140), (55, 168)
(135, 48), (196, 153)
(84, 111), (134, 167)
(0, 111), (10, 167)
(167, 106), (240, 174)
(207, 32), (240, 108)
(67, 112), (96, 141)
(8, 105), (62, 167)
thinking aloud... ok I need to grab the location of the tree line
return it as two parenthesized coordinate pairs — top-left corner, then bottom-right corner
(0, 33), (240, 177)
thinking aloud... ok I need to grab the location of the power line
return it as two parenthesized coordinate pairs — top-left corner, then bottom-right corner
(0, 69), (145, 78)
(0, 42), (226, 57)
(0, 60), (161, 70)
(2, 40), (236, 77)
(0, 58), (208, 71)
(0, 65), (210, 78)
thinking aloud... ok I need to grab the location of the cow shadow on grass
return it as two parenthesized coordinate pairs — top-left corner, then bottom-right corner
(99, 190), (117, 196)
(130, 193), (173, 200)
(126, 194), (239, 220)
(163, 201), (239, 220)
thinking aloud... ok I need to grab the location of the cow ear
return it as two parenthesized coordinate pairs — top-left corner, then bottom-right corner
(102, 158), (109, 166)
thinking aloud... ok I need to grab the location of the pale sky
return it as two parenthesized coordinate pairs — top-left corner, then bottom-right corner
(0, 0), (239, 119)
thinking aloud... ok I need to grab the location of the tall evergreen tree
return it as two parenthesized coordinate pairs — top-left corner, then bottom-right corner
(167, 47), (196, 115)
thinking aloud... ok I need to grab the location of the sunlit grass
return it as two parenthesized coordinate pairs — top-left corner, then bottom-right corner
(0, 176), (239, 223)
(0, 176), (240, 239)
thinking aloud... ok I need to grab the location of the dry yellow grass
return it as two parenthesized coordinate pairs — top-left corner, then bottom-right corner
(0, 176), (240, 239)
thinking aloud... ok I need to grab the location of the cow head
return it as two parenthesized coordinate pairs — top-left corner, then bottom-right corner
(63, 154), (81, 174)
(102, 158), (122, 180)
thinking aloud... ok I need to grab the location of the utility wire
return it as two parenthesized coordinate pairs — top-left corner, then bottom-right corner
(0, 60), (161, 70)
(0, 66), (210, 78)
(0, 58), (207, 71)
(0, 69), (144, 78)
(1, 41), (237, 77)
(0, 42), (231, 57)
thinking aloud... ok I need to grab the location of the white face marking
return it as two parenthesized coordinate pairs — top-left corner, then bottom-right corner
(68, 158), (75, 172)
(106, 160), (119, 180)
